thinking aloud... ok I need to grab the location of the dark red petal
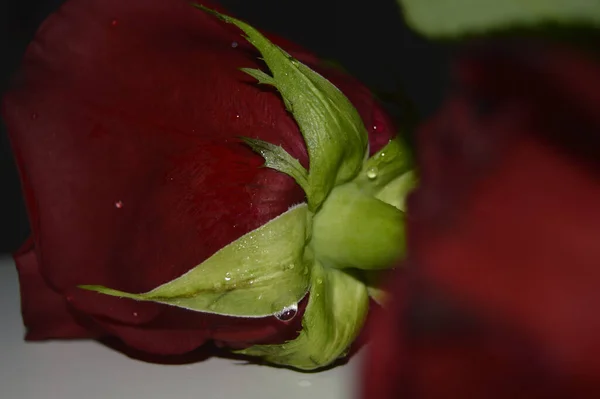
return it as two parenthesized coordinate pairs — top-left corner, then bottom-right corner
(14, 238), (98, 340)
(3, 0), (395, 354)
(365, 42), (600, 397)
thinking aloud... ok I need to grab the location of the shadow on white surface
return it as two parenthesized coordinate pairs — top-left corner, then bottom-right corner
(0, 256), (362, 399)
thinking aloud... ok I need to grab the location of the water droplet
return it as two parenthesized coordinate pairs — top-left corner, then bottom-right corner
(284, 263), (295, 271)
(366, 167), (378, 180)
(235, 114), (240, 119)
(372, 120), (384, 133)
(316, 278), (323, 285)
(114, 200), (124, 209)
(303, 267), (309, 275)
(258, 294), (263, 300)
(132, 312), (138, 317)
(275, 303), (298, 321)
(298, 380), (312, 388)
(249, 280), (254, 285)
(31, 113), (38, 120)
(231, 41), (238, 48)
(380, 152), (386, 158)
(111, 19), (118, 27)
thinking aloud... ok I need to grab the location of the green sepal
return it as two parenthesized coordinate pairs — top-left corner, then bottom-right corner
(241, 137), (309, 193)
(310, 183), (406, 270)
(240, 68), (276, 86)
(353, 137), (414, 197)
(80, 205), (311, 317)
(398, 0), (600, 38)
(362, 270), (391, 306)
(195, 4), (369, 211)
(236, 259), (369, 370)
(375, 170), (417, 211)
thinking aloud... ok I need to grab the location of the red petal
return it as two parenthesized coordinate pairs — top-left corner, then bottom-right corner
(3, 0), (395, 354)
(365, 42), (600, 397)
(14, 238), (98, 340)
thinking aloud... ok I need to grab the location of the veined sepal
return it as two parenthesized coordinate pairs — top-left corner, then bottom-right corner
(194, 4), (369, 212)
(236, 258), (369, 370)
(80, 204), (311, 317)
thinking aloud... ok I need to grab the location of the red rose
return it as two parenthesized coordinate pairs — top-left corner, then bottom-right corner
(2, 0), (398, 364)
(363, 41), (600, 397)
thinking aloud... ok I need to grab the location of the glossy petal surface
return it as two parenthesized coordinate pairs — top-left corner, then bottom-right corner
(3, 0), (395, 355)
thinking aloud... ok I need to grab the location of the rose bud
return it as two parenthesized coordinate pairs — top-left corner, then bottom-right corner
(2, 0), (415, 370)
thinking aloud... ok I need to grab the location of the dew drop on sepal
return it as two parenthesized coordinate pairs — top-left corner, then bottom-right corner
(284, 263), (295, 271)
(366, 167), (378, 180)
(114, 200), (124, 209)
(274, 303), (298, 321)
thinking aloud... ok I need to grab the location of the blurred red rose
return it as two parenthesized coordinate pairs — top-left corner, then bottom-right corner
(2, 0), (395, 357)
(364, 40), (600, 398)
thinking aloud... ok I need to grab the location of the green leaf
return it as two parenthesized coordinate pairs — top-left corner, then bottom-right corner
(237, 259), (369, 370)
(241, 137), (309, 193)
(398, 0), (600, 38)
(195, 4), (369, 211)
(80, 205), (311, 317)
(310, 183), (406, 270)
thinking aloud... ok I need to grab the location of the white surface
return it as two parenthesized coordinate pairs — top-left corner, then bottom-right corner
(0, 256), (361, 399)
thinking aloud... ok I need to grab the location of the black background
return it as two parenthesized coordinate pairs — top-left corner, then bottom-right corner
(0, 0), (453, 254)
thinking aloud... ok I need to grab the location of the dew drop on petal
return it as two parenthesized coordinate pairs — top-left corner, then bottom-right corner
(132, 312), (138, 317)
(114, 200), (124, 209)
(372, 120), (384, 133)
(231, 41), (238, 48)
(275, 303), (298, 321)
(366, 167), (378, 180)
(111, 19), (118, 27)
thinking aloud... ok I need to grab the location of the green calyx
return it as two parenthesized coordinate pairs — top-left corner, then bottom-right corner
(81, 5), (416, 370)
(398, 0), (600, 38)
(237, 259), (369, 370)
